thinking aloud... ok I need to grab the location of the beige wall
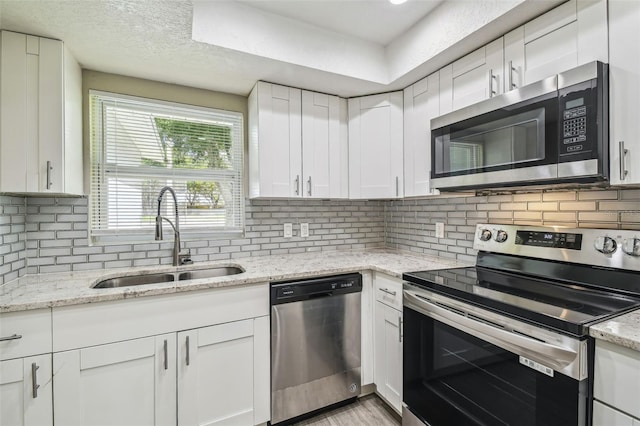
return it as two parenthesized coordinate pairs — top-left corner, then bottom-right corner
(81, 70), (249, 193)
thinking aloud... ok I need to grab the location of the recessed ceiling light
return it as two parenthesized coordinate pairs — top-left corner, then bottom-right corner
(389, 0), (408, 4)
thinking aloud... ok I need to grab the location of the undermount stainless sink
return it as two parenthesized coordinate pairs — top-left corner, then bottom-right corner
(178, 266), (244, 281)
(92, 266), (244, 289)
(93, 273), (176, 288)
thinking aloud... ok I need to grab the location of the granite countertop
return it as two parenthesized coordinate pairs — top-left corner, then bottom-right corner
(590, 309), (640, 352)
(0, 249), (469, 313)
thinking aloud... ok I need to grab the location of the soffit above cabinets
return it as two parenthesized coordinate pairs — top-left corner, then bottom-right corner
(0, 0), (564, 97)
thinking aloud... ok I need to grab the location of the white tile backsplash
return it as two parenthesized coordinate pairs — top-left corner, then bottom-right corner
(1, 187), (639, 284)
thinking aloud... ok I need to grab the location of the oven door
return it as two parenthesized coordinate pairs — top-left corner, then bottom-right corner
(430, 76), (559, 190)
(403, 285), (591, 426)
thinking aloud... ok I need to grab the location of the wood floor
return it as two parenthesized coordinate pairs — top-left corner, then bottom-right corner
(294, 394), (401, 426)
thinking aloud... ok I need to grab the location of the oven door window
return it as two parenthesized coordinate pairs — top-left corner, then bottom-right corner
(432, 94), (558, 178)
(403, 307), (587, 426)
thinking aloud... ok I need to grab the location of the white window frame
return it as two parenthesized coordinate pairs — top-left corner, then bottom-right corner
(89, 90), (245, 244)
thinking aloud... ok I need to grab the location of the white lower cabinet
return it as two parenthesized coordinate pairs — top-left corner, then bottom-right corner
(593, 400), (639, 426)
(593, 340), (640, 426)
(0, 354), (53, 426)
(51, 285), (270, 426)
(53, 335), (175, 426)
(178, 318), (269, 426)
(374, 301), (402, 413)
(53, 318), (269, 426)
(372, 273), (403, 413)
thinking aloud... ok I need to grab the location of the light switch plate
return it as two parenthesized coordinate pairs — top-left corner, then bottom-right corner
(283, 223), (293, 238)
(300, 223), (309, 238)
(435, 222), (445, 239)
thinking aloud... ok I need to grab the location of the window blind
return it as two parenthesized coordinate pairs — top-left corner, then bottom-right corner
(89, 91), (244, 243)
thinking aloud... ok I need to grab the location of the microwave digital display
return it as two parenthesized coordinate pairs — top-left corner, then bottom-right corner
(566, 98), (584, 109)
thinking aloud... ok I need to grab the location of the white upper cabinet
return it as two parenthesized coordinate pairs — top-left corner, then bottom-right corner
(504, 0), (608, 90)
(609, 0), (640, 185)
(0, 30), (82, 195)
(249, 81), (348, 199)
(439, 38), (504, 115)
(404, 73), (440, 197)
(249, 82), (301, 198)
(302, 91), (348, 198)
(348, 92), (403, 199)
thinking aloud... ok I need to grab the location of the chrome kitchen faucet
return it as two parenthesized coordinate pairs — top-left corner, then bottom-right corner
(155, 186), (191, 266)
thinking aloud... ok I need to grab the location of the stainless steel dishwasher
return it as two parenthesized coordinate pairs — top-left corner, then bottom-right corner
(270, 273), (362, 425)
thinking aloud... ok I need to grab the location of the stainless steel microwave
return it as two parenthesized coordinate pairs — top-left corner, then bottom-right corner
(430, 61), (609, 191)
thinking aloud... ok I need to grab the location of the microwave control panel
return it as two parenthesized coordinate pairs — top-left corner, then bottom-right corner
(559, 79), (599, 161)
(561, 97), (589, 154)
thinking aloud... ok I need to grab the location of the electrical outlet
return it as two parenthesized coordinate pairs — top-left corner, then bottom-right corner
(435, 222), (445, 239)
(283, 223), (293, 238)
(300, 223), (309, 238)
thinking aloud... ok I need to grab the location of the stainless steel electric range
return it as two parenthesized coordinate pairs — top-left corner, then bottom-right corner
(402, 223), (640, 426)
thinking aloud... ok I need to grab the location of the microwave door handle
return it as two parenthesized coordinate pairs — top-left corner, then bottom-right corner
(403, 290), (577, 372)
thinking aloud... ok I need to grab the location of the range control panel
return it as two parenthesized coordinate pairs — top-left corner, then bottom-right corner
(473, 224), (640, 271)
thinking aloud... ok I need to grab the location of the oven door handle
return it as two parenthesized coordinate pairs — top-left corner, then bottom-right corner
(404, 290), (578, 374)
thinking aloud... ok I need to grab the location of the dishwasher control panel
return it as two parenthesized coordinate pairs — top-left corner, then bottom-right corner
(270, 273), (362, 305)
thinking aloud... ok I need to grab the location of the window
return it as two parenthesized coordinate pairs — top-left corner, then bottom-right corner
(89, 91), (244, 243)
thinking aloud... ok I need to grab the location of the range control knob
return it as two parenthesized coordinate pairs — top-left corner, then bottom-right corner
(479, 229), (492, 241)
(622, 238), (640, 257)
(594, 236), (617, 254)
(494, 230), (508, 243)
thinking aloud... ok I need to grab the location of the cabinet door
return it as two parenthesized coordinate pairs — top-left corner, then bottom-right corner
(302, 91), (344, 198)
(439, 38), (503, 114)
(0, 31), (29, 193)
(53, 334), (176, 426)
(348, 92), (403, 199)
(594, 340), (640, 420)
(249, 82), (301, 198)
(0, 31), (81, 195)
(373, 301), (402, 413)
(504, 0), (607, 89)
(38, 37), (64, 193)
(178, 318), (267, 426)
(404, 73), (439, 197)
(609, 0), (640, 185)
(0, 354), (52, 426)
(593, 400), (635, 426)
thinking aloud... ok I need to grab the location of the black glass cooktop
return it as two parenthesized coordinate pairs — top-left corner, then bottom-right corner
(403, 254), (640, 337)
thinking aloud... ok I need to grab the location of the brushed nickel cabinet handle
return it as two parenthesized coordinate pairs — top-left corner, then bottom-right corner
(185, 336), (190, 366)
(163, 339), (168, 370)
(620, 141), (629, 181)
(0, 334), (22, 342)
(295, 175), (300, 196)
(46, 161), (53, 190)
(380, 288), (397, 296)
(398, 316), (403, 343)
(489, 69), (497, 98)
(395, 176), (399, 197)
(508, 60), (517, 90)
(307, 176), (312, 196)
(31, 363), (40, 398)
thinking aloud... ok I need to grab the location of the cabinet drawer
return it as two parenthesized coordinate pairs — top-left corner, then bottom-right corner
(374, 273), (403, 311)
(594, 340), (640, 419)
(0, 309), (52, 361)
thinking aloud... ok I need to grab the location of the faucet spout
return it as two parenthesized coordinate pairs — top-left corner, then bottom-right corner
(155, 186), (183, 266)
